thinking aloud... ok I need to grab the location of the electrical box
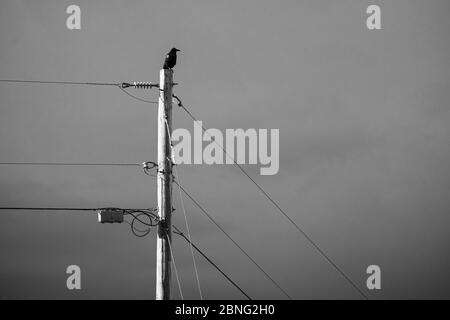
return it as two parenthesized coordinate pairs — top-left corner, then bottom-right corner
(97, 208), (124, 223)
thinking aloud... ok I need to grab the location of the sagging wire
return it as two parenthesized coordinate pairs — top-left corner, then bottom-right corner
(124, 208), (159, 238)
(118, 86), (158, 104)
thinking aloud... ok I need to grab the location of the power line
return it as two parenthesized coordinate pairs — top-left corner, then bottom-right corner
(0, 162), (142, 166)
(163, 112), (289, 298)
(172, 179), (293, 300)
(124, 210), (158, 237)
(0, 207), (156, 213)
(173, 162), (203, 299)
(0, 207), (98, 211)
(118, 86), (158, 104)
(166, 234), (184, 300)
(124, 218), (151, 236)
(173, 225), (252, 300)
(173, 94), (368, 300)
(0, 205), (249, 299)
(0, 79), (158, 104)
(0, 151), (289, 296)
(0, 78), (367, 298)
(142, 160), (252, 300)
(0, 79), (120, 86)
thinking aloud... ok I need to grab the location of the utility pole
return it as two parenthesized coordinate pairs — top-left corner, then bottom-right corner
(156, 69), (173, 300)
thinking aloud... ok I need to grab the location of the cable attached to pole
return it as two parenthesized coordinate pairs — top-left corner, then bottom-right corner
(0, 79), (159, 89)
(0, 79), (159, 104)
(0, 162), (142, 167)
(0, 79), (121, 86)
(173, 94), (368, 300)
(173, 225), (252, 300)
(167, 234), (184, 300)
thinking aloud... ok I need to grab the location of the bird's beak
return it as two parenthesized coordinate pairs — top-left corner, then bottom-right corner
(175, 49), (181, 52)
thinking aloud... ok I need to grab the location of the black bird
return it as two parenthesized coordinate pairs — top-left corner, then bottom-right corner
(163, 48), (180, 69)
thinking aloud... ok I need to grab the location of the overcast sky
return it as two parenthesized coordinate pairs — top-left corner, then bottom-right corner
(1, 0), (449, 299)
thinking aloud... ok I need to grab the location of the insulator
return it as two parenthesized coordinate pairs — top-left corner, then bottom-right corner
(133, 81), (153, 89)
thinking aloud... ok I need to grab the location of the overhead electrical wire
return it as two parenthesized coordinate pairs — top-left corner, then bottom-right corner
(124, 204), (249, 300)
(0, 79), (121, 86)
(1, 161), (289, 298)
(160, 113), (290, 299)
(117, 86), (158, 104)
(124, 209), (159, 237)
(142, 162), (254, 300)
(165, 115), (292, 300)
(173, 225), (252, 300)
(0, 207), (99, 211)
(124, 219), (151, 237)
(172, 179), (293, 300)
(173, 167), (203, 300)
(167, 234), (184, 300)
(0, 79), (158, 104)
(172, 94), (368, 300)
(164, 116), (279, 299)
(0, 78), (367, 299)
(0, 162), (142, 167)
(0, 206), (249, 299)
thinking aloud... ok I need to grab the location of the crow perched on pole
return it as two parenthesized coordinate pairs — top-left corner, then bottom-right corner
(163, 48), (180, 69)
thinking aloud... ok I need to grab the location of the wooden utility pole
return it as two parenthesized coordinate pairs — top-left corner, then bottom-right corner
(156, 68), (173, 300)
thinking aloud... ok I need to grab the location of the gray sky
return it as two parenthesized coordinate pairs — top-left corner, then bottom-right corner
(1, 0), (449, 299)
